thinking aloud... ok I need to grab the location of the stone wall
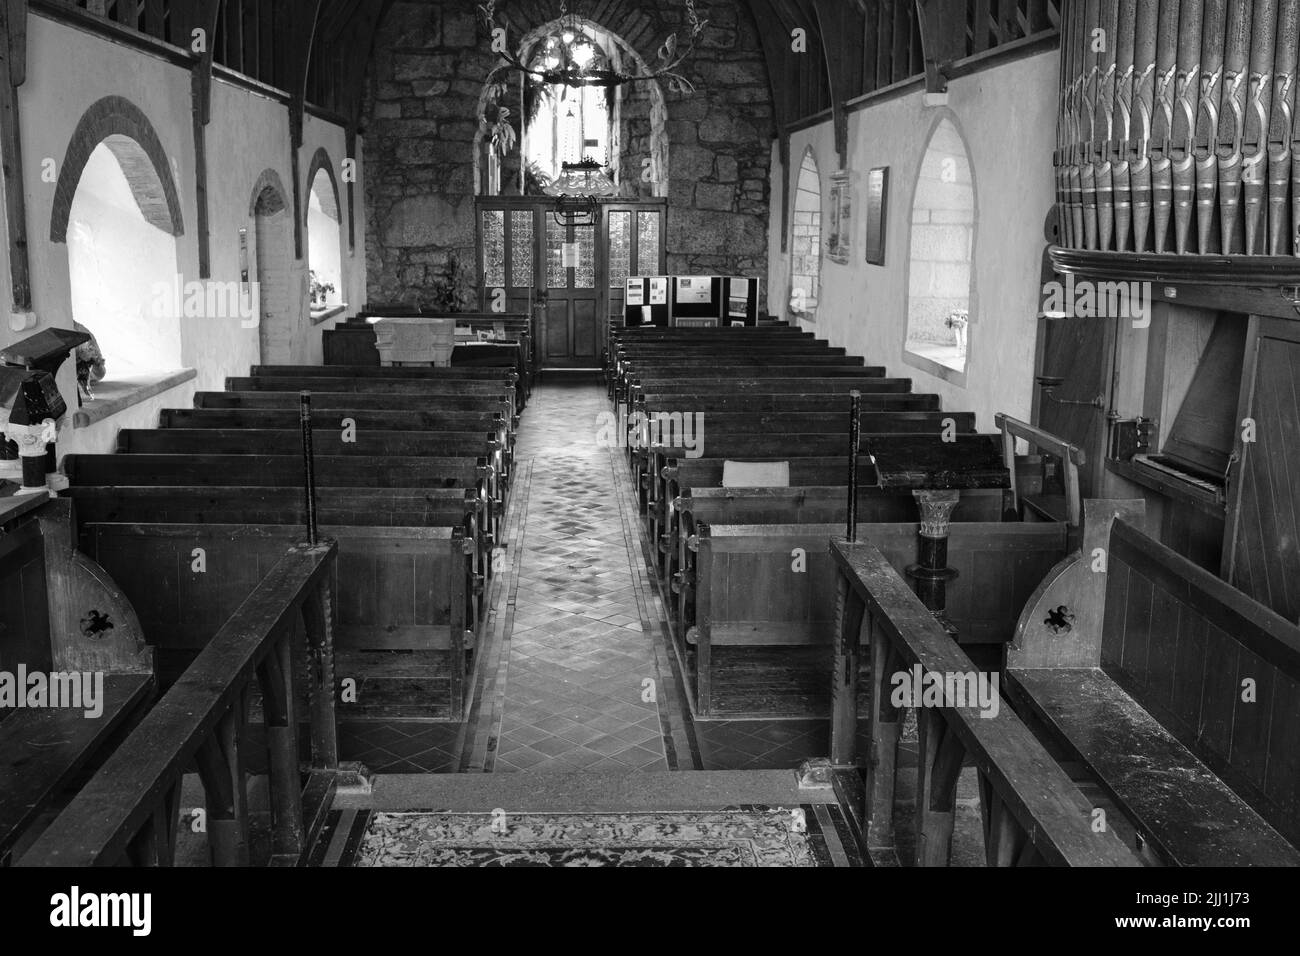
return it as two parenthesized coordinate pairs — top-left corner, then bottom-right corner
(363, 0), (774, 305)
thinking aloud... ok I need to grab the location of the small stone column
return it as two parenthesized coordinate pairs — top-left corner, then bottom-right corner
(905, 489), (961, 635)
(2, 417), (58, 494)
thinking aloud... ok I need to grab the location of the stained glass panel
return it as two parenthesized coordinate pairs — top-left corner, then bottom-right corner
(510, 210), (534, 287)
(608, 211), (631, 289)
(481, 209), (506, 288)
(574, 224), (595, 289)
(547, 216), (567, 288)
(637, 211), (660, 277)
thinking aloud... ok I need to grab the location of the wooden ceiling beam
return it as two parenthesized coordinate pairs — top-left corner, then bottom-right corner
(915, 0), (966, 93)
(811, 0), (865, 166)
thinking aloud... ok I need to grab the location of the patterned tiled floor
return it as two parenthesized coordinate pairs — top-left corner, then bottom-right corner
(490, 376), (669, 772)
(339, 377), (866, 776)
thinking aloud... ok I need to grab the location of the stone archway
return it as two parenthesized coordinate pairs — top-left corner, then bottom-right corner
(52, 95), (185, 243)
(249, 169), (295, 364)
(473, 16), (669, 198)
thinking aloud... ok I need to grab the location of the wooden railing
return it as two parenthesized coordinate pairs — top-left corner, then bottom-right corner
(18, 539), (341, 867)
(995, 413), (1085, 529)
(827, 537), (1137, 867)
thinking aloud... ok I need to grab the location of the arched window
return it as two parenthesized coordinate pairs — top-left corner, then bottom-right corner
(790, 147), (822, 321)
(306, 155), (343, 314)
(477, 18), (668, 198)
(67, 137), (183, 383)
(906, 118), (975, 375)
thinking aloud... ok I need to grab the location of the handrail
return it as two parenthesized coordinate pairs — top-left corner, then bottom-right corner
(828, 537), (1136, 867)
(19, 540), (341, 867)
(995, 412), (1085, 529)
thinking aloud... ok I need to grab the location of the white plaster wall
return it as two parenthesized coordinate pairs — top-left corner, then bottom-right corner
(766, 53), (1059, 431)
(0, 12), (368, 457)
(68, 144), (183, 375)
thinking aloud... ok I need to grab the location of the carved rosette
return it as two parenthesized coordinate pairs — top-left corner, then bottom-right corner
(913, 489), (961, 539)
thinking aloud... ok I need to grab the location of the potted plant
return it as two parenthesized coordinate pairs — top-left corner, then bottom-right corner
(309, 270), (336, 310)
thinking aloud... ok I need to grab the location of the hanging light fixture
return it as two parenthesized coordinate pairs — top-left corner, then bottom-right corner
(545, 157), (617, 225)
(478, 0), (707, 94)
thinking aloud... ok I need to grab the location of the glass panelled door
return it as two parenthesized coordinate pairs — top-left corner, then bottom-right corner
(605, 203), (666, 329)
(544, 214), (600, 367)
(477, 198), (666, 368)
(478, 205), (537, 317)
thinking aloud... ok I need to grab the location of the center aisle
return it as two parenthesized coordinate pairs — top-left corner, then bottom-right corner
(469, 376), (683, 772)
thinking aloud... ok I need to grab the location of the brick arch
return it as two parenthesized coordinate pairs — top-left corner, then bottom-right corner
(305, 148), (341, 223)
(51, 96), (185, 243)
(249, 168), (290, 217)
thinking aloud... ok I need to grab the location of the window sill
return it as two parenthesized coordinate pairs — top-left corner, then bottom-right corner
(902, 346), (968, 387)
(72, 368), (197, 429)
(311, 304), (348, 325)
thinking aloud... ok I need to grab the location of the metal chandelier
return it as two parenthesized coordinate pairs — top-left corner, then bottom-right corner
(477, 0), (707, 94)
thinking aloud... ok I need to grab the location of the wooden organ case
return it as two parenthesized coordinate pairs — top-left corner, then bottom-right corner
(1039, 0), (1300, 625)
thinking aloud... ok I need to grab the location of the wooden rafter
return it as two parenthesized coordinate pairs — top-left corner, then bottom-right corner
(0, 0), (30, 311)
(812, 0), (865, 166)
(191, 0), (222, 278)
(915, 0), (965, 94)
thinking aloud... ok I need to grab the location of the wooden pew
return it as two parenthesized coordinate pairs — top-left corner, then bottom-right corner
(19, 538), (343, 866)
(225, 377), (518, 416)
(619, 370), (901, 407)
(668, 487), (1004, 628)
(198, 390), (515, 418)
(825, 535), (1138, 866)
(62, 453), (497, 539)
(247, 363), (524, 415)
(115, 428), (508, 503)
(1005, 503), (1300, 865)
(682, 521), (1068, 718)
(643, 414), (979, 571)
(79, 522), (475, 719)
(158, 408), (514, 481)
(0, 495), (155, 865)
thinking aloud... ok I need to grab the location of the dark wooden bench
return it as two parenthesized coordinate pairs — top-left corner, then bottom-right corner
(1005, 503), (1300, 865)
(18, 539), (343, 866)
(198, 389), (514, 417)
(648, 429), (989, 571)
(667, 485), (1004, 614)
(115, 428), (508, 501)
(826, 536), (1138, 866)
(81, 521), (476, 718)
(0, 495), (156, 865)
(681, 521), (1067, 718)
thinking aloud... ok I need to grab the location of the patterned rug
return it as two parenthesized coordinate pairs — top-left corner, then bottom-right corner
(355, 807), (826, 867)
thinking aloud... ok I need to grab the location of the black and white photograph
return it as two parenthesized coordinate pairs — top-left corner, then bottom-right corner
(0, 0), (1293, 933)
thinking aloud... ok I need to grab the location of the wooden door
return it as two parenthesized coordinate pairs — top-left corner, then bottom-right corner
(477, 198), (667, 368)
(479, 204), (538, 317)
(543, 213), (601, 367)
(604, 203), (667, 329)
(254, 200), (293, 364)
(1222, 315), (1300, 623)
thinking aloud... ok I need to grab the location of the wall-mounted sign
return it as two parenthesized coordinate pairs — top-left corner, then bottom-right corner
(561, 242), (579, 268)
(865, 166), (889, 266)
